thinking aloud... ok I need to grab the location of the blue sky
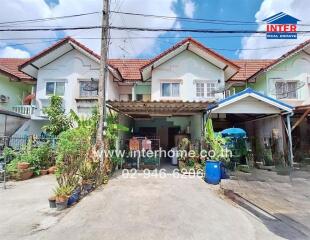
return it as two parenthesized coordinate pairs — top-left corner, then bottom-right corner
(0, 0), (308, 60)
(36, 0), (262, 58)
(158, 0), (264, 59)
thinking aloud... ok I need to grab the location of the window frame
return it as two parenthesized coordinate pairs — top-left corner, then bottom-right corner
(274, 80), (298, 99)
(45, 81), (65, 97)
(160, 81), (181, 98)
(195, 80), (216, 98)
(79, 80), (99, 98)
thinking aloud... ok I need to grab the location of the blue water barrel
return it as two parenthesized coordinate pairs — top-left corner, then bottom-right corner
(205, 160), (221, 185)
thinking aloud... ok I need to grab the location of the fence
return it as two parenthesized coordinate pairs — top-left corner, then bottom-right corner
(0, 135), (57, 154)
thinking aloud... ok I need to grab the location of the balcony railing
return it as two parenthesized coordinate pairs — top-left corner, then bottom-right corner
(12, 105), (35, 116)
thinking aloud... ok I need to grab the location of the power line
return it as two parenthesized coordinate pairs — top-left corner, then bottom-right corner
(109, 26), (310, 34)
(111, 10), (310, 27)
(0, 35), (271, 41)
(1, 38), (306, 52)
(0, 9), (309, 28)
(3, 33), (310, 42)
(0, 25), (310, 34)
(0, 11), (100, 26)
(110, 10), (258, 25)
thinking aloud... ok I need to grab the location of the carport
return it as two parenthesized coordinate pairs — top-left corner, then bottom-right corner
(107, 100), (214, 168)
(207, 88), (294, 165)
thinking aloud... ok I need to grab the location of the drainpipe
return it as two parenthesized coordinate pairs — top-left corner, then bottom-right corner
(132, 83), (136, 101)
(286, 112), (294, 167)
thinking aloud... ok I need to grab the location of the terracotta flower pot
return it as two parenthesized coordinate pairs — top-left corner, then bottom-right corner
(40, 169), (48, 175)
(56, 196), (69, 203)
(18, 169), (33, 181)
(17, 162), (30, 170)
(48, 166), (56, 174)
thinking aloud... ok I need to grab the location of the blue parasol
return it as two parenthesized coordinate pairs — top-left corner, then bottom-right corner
(221, 128), (246, 138)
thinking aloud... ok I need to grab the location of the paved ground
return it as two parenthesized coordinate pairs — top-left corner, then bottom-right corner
(221, 168), (310, 238)
(0, 172), (307, 240)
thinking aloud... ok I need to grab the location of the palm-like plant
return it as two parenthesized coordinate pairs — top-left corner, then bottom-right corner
(204, 118), (229, 162)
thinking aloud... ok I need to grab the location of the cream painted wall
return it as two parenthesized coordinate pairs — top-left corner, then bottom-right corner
(151, 50), (225, 101)
(34, 49), (119, 118)
(255, 51), (310, 107)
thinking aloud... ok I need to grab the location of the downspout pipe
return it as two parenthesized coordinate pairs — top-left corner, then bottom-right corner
(285, 112), (294, 168)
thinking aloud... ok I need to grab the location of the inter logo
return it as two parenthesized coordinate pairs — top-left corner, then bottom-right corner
(263, 12), (300, 39)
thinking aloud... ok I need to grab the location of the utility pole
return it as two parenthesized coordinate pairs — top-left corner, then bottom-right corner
(97, 0), (110, 145)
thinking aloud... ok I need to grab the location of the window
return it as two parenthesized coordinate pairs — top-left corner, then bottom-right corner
(119, 94), (132, 101)
(136, 94), (143, 101)
(80, 81), (98, 97)
(196, 83), (204, 97)
(161, 83), (180, 97)
(195, 82), (216, 98)
(275, 82), (297, 99)
(46, 82), (65, 96)
(287, 82), (297, 98)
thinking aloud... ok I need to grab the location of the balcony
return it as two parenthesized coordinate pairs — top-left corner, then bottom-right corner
(12, 105), (35, 117)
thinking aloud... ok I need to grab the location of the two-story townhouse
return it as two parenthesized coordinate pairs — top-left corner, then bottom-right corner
(0, 59), (35, 136)
(241, 40), (310, 161)
(10, 37), (294, 165)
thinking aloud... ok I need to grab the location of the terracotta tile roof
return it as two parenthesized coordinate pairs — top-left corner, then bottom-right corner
(108, 59), (149, 81)
(20, 37), (100, 70)
(230, 59), (275, 81)
(0, 58), (33, 81)
(141, 37), (239, 71)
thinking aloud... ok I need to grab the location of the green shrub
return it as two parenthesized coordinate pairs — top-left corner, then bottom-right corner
(55, 127), (92, 185)
(5, 141), (54, 176)
(43, 95), (72, 136)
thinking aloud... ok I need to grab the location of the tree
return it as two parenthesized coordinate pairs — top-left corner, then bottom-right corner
(42, 96), (72, 136)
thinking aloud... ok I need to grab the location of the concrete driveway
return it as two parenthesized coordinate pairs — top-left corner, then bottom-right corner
(0, 172), (306, 240)
(222, 168), (310, 238)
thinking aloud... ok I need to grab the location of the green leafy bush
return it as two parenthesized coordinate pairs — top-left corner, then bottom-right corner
(43, 95), (72, 136)
(204, 118), (229, 162)
(55, 127), (92, 185)
(5, 141), (54, 176)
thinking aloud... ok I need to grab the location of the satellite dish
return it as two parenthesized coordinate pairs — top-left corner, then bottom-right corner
(211, 83), (233, 94)
(269, 81), (305, 99)
(82, 78), (98, 91)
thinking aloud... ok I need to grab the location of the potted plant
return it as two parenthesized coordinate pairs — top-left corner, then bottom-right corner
(17, 162), (30, 170)
(48, 166), (56, 174)
(204, 118), (228, 185)
(79, 161), (96, 193)
(48, 196), (56, 208)
(17, 168), (33, 181)
(67, 187), (81, 206)
(54, 184), (73, 211)
(40, 169), (49, 175)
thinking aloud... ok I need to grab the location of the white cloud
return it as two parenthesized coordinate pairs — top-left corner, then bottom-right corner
(0, 46), (30, 58)
(238, 0), (310, 59)
(182, 0), (195, 18)
(0, 0), (179, 58)
(0, 0), (57, 54)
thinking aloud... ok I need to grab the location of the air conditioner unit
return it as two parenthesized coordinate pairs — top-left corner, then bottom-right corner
(0, 95), (9, 103)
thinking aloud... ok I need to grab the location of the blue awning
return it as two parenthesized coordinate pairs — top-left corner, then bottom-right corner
(221, 128), (246, 138)
(207, 88), (294, 114)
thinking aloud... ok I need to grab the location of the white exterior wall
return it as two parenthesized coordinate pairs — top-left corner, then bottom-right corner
(266, 51), (310, 106)
(33, 49), (119, 118)
(151, 50), (225, 101)
(107, 73), (119, 101)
